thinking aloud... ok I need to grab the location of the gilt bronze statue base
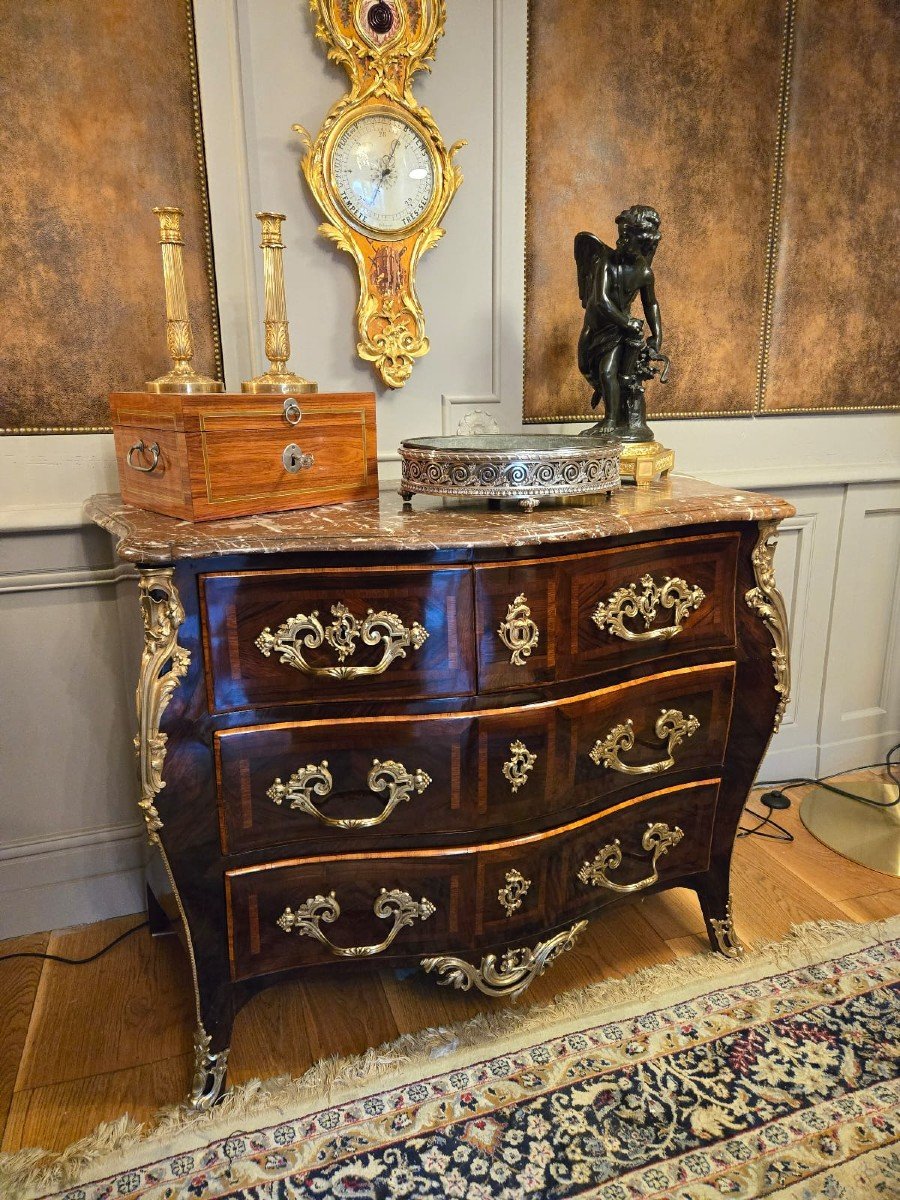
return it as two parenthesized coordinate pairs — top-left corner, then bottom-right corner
(618, 440), (675, 488)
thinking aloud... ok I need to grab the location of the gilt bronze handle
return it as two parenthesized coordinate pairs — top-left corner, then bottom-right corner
(591, 574), (705, 642)
(590, 708), (699, 776)
(277, 889), (435, 957)
(577, 822), (684, 893)
(255, 601), (429, 680)
(267, 757), (431, 829)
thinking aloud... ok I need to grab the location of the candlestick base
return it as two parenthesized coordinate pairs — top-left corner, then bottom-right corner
(241, 370), (318, 395)
(147, 368), (224, 394)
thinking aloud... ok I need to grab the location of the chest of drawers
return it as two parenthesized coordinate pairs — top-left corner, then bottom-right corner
(86, 476), (793, 1110)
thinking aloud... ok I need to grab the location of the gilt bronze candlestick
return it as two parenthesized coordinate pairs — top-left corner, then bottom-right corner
(242, 212), (317, 394)
(146, 207), (223, 394)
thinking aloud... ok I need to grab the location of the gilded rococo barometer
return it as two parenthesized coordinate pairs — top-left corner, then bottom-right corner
(294, 0), (465, 388)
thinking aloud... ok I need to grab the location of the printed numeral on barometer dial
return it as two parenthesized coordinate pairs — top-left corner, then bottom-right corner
(331, 112), (436, 237)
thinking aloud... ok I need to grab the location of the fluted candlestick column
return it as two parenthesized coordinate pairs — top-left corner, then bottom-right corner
(146, 207), (223, 394)
(242, 212), (317, 394)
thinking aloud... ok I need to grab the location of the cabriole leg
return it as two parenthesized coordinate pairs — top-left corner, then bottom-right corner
(190, 1002), (234, 1111)
(694, 868), (745, 959)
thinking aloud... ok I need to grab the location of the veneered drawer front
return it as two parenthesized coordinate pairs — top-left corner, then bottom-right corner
(201, 566), (476, 712)
(216, 661), (734, 854)
(476, 532), (739, 692)
(225, 779), (719, 981)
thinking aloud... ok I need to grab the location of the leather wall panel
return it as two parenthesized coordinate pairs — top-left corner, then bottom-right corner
(0, 1), (220, 433)
(523, 0), (899, 421)
(763, 0), (899, 412)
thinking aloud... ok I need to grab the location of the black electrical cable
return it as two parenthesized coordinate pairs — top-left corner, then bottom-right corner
(737, 742), (900, 840)
(0, 919), (149, 966)
(755, 741), (900, 811)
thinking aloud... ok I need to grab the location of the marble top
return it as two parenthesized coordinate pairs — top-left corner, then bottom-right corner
(84, 476), (794, 564)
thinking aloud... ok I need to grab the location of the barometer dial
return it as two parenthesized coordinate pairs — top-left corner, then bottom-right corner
(330, 112), (436, 236)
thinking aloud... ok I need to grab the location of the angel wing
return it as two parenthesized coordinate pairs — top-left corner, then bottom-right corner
(574, 231), (611, 309)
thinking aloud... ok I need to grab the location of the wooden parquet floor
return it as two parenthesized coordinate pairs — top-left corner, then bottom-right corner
(2, 774), (898, 1154)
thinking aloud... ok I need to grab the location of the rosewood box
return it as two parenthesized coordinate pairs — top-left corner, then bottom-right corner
(110, 391), (377, 522)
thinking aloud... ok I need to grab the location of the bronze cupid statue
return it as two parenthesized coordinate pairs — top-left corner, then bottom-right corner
(575, 205), (670, 442)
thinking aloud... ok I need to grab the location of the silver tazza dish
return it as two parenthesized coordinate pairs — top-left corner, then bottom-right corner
(398, 435), (621, 510)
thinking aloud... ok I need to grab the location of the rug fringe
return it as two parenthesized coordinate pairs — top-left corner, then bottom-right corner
(2, 913), (898, 1198)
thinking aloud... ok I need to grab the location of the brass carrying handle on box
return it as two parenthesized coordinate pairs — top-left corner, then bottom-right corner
(126, 441), (161, 473)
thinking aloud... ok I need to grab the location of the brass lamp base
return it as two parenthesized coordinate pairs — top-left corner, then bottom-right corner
(800, 777), (900, 877)
(241, 371), (318, 395)
(147, 370), (224, 395)
(619, 440), (675, 488)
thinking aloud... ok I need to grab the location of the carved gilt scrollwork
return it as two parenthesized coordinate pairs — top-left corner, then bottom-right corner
(267, 757), (431, 828)
(497, 869), (531, 917)
(592, 574), (705, 642)
(709, 897), (745, 959)
(135, 569), (190, 845)
(277, 888), (435, 957)
(577, 822), (684, 894)
(497, 593), (539, 665)
(421, 920), (588, 1000)
(502, 739), (537, 793)
(255, 601), (428, 680)
(590, 708), (699, 776)
(746, 521), (791, 733)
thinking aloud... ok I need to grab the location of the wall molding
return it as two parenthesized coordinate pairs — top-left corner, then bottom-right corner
(0, 562), (138, 595)
(0, 822), (146, 940)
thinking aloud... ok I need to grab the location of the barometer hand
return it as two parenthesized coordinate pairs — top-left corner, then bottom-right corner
(368, 138), (401, 206)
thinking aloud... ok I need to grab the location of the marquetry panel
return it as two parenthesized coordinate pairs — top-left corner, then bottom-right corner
(476, 533), (738, 692)
(201, 565), (475, 711)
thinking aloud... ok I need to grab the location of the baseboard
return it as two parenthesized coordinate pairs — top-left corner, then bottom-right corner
(0, 823), (147, 939)
(817, 732), (900, 780)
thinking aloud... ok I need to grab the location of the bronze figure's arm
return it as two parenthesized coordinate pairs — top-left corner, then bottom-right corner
(641, 276), (662, 352)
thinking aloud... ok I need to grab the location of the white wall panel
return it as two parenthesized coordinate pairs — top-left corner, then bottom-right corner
(757, 487), (844, 779)
(819, 482), (900, 775)
(0, 528), (145, 936)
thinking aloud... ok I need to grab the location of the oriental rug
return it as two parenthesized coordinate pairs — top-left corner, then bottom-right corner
(2, 917), (898, 1200)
